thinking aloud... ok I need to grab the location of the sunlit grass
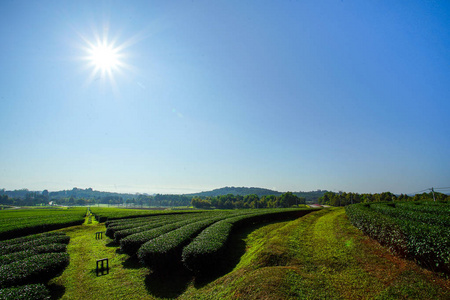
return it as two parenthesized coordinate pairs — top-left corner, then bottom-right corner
(182, 208), (450, 299)
(49, 220), (152, 300)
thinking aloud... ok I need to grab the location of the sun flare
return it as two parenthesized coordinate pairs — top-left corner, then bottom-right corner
(89, 43), (120, 71)
(79, 25), (139, 90)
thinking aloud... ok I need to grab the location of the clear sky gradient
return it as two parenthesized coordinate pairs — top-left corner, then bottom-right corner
(1, 1), (449, 194)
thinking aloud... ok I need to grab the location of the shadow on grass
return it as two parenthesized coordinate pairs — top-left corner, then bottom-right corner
(193, 220), (284, 288)
(48, 283), (65, 300)
(144, 264), (194, 299)
(140, 218), (299, 298)
(105, 240), (118, 247)
(122, 256), (143, 269)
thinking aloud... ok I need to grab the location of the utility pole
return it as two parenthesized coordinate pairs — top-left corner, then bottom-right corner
(431, 187), (436, 202)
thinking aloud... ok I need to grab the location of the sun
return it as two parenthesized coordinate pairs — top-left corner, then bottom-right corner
(89, 42), (120, 72)
(78, 24), (142, 91)
(86, 39), (123, 75)
(80, 32), (129, 89)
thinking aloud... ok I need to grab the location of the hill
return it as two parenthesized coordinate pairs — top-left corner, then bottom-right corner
(185, 186), (282, 197)
(185, 186), (327, 203)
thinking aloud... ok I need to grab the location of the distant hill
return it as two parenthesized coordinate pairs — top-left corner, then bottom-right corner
(1, 186), (328, 204)
(185, 186), (327, 203)
(185, 186), (282, 197)
(48, 187), (137, 201)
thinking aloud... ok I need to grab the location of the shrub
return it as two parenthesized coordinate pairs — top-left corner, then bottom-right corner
(182, 220), (233, 273)
(0, 232), (65, 248)
(120, 219), (194, 256)
(0, 284), (50, 300)
(182, 209), (314, 273)
(0, 252), (70, 288)
(0, 243), (67, 266)
(137, 219), (218, 270)
(0, 235), (70, 256)
(0, 208), (85, 240)
(346, 202), (450, 274)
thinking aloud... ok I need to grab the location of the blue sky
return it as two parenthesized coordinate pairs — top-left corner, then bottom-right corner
(0, 0), (449, 195)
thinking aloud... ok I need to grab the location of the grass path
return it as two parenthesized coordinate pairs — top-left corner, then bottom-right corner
(49, 217), (153, 300)
(182, 208), (450, 299)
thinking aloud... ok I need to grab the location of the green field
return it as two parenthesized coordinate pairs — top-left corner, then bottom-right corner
(1, 205), (449, 299)
(0, 207), (86, 240)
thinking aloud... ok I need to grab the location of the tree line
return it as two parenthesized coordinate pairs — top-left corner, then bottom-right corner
(318, 191), (450, 206)
(191, 192), (306, 209)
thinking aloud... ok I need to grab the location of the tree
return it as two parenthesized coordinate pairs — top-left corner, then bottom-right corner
(279, 192), (302, 207)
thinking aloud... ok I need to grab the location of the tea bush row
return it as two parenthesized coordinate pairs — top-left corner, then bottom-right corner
(182, 209), (313, 273)
(0, 234), (70, 256)
(0, 232), (65, 248)
(0, 208), (85, 240)
(137, 214), (235, 270)
(119, 212), (235, 255)
(345, 202), (450, 273)
(395, 201), (450, 215)
(370, 203), (450, 227)
(90, 207), (199, 223)
(0, 252), (70, 288)
(0, 232), (71, 297)
(138, 209), (312, 272)
(0, 243), (67, 265)
(0, 284), (50, 300)
(106, 213), (193, 240)
(113, 217), (189, 243)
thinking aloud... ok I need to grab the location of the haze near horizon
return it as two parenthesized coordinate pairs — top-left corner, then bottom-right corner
(0, 1), (449, 195)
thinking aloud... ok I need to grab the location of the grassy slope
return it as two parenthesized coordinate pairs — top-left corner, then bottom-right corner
(48, 217), (153, 300)
(49, 208), (450, 299)
(182, 208), (450, 299)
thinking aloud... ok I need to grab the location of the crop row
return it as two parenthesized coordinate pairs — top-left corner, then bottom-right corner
(370, 203), (450, 227)
(0, 231), (65, 247)
(394, 201), (450, 215)
(0, 208), (86, 240)
(136, 212), (247, 270)
(0, 231), (71, 297)
(107, 208), (313, 273)
(0, 252), (70, 288)
(113, 215), (197, 243)
(90, 207), (199, 223)
(182, 209), (311, 273)
(345, 202), (450, 274)
(118, 211), (241, 255)
(105, 213), (197, 240)
(0, 234), (70, 256)
(0, 243), (67, 265)
(0, 284), (50, 300)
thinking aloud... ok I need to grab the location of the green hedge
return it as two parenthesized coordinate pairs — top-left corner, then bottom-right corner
(0, 232), (65, 248)
(91, 207), (199, 223)
(137, 218), (220, 270)
(346, 202), (450, 274)
(0, 243), (67, 265)
(0, 235), (70, 256)
(105, 216), (167, 238)
(370, 203), (450, 228)
(120, 219), (195, 256)
(106, 214), (189, 240)
(182, 209), (313, 273)
(0, 284), (50, 300)
(0, 208), (86, 240)
(395, 201), (450, 215)
(0, 252), (70, 288)
(182, 219), (234, 273)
